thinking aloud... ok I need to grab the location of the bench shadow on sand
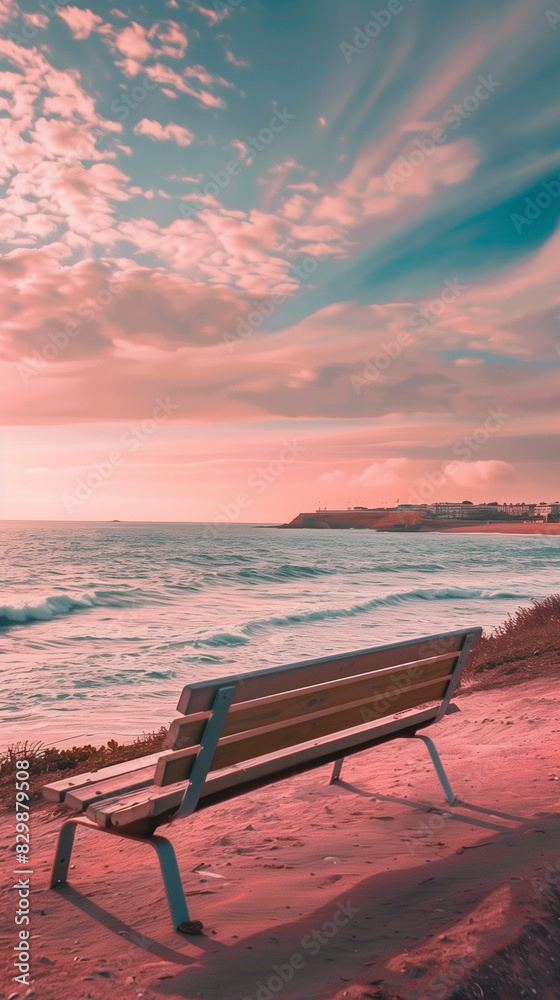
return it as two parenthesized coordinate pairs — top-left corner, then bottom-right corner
(153, 810), (560, 1000)
(51, 794), (560, 999)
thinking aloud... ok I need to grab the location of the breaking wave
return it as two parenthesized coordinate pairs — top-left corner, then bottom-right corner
(209, 586), (529, 642)
(0, 593), (101, 627)
(0, 587), (172, 628)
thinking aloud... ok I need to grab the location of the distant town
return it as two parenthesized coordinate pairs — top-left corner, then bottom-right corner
(281, 501), (560, 531)
(330, 501), (560, 521)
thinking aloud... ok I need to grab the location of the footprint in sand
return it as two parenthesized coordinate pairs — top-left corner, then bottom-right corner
(318, 874), (344, 887)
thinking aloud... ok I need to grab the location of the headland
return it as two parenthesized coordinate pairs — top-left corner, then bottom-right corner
(280, 501), (560, 533)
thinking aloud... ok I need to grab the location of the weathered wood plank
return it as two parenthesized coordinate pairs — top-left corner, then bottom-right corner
(166, 654), (458, 751)
(87, 706), (440, 828)
(65, 764), (160, 811)
(176, 630), (471, 714)
(41, 751), (168, 803)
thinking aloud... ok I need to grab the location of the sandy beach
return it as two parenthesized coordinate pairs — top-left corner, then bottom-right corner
(3, 669), (560, 1000)
(444, 523), (560, 535)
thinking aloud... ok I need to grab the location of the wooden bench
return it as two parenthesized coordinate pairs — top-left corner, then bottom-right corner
(43, 627), (480, 933)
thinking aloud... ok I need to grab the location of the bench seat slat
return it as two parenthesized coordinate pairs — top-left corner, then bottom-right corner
(65, 764), (161, 812)
(87, 705), (441, 829)
(41, 751), (170, 803)
(165, 655), (458, 751)
(177, 630), (469, 714)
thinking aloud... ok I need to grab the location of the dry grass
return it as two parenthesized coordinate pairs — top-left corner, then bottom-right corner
(464, 593), (560, 688)
(0, 728), (168, 805)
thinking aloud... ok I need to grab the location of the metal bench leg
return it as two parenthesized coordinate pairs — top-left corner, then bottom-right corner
(410, 733), (456, 804)
(329, 757), (345, 784)
(149, 834), (190, 929)
(49, 816), (190, 931)
(50, 817), (81, 888)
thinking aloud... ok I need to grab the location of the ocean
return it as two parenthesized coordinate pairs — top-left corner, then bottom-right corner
(1, 521), (558, 749)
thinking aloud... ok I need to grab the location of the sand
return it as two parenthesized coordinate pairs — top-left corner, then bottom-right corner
(443, 523), (560, 534)
(2, 675), (560, 1000)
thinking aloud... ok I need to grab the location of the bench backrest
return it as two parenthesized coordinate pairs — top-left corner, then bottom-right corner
(155, 628), (481, 790)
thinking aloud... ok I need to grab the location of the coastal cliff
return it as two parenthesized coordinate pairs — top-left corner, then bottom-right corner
(280, 510), (431, 530)
(277, 510), (549, 531)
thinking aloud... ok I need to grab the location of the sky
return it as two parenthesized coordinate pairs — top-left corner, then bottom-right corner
(1, 0), (559, 522)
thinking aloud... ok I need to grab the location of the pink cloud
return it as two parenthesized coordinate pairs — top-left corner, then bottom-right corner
(0, 250), (259, 383)
(24, 12), (49, 29)
(230, 138), (251, 163)
(5, 159), (132, 243)
(148, 20), (188, 59)
(90, 18), (224, 108)
(112, 200), (343, 297)
(184, 64), (232, 88)
(0, 0), (16, 26)
(319, 469), (345, 482)
(102, 18), (189, 67)
(187, 2), (227, 25)
(309, 139), (479, 227)
(113, 21), (153, 61)
(384, 138), (480, 197)
(444, 460), (515, 487)
(225, 47), (248, 68)
(0, 5), (556, 523)
(0, 231), (556, 516)
(0, 36), (132, 249)
(0, 37), (116, 128)
(133, 118), (194, 146)
(351, 458), (409, 487)
(57, 6), (104, 39)
(143, 62), (227, 110)
(31, 116), (118, 162)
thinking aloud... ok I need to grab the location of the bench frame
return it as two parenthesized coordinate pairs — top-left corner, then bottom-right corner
(50, 814), (191, 928)
(46, 627), (480, 932)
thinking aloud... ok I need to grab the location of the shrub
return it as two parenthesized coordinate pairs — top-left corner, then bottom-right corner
(465, 594), (560, 681)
